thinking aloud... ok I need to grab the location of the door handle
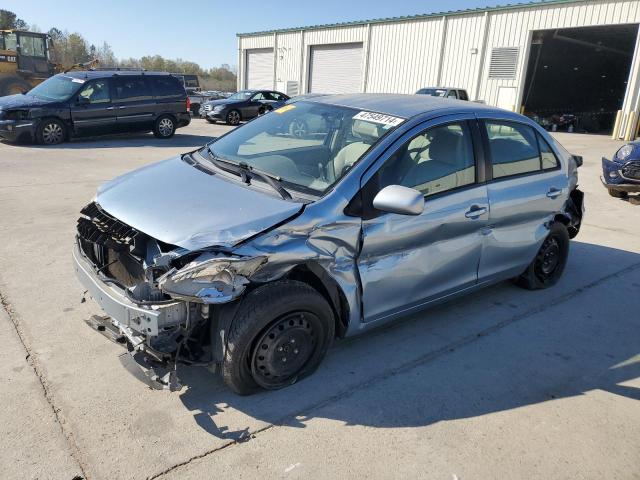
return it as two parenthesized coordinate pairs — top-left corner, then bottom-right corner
(546, 188), (562, 199)
(465, 205), (487, 219)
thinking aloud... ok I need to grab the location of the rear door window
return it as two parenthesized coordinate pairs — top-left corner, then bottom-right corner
(150, 76), (184, 98)
(538, 134), (560, 170)
(485, 121), (541, 179)
(458, 90), (469, 101)
(113, 76), (152, 102)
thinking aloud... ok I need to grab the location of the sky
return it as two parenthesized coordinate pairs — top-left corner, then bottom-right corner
(4, 0), (511, 69)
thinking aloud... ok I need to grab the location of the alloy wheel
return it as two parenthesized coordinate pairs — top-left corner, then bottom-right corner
(42, 122), (64, 144)
(228, 111), (240, 125)
(158, 118), (174, 137)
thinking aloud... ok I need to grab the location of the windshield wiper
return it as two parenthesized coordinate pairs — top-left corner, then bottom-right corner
(206, 149), (292, 200)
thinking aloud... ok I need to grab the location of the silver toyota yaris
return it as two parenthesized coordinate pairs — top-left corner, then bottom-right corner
(73, 94), (584, 394)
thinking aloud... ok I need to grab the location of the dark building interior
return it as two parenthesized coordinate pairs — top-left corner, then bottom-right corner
(522, 24), (638, 134)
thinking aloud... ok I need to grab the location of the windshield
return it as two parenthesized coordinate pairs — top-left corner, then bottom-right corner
(28, 75), (84, 101)
(227, 91), (253, 101)
(207, 101), (404, 195)
(417, 88), (447, 97)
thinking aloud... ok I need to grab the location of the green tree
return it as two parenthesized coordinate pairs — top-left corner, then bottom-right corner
(0, 9), (28, 30)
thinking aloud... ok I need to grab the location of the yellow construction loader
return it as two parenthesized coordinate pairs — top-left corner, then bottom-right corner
(0, 30), (97, 96)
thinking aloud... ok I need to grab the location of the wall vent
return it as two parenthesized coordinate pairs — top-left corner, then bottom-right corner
(286, 81), (300, 96)
(489, 47), (519, 78)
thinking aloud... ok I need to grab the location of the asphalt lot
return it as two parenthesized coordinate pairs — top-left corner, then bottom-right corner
(0, 119), (638, 480)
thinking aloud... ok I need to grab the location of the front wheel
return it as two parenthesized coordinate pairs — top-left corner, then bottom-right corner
(221, 280), (335, 395)
(608, 188), (628, 199)
(226, 109), (241, 126)
(153, 115), (176, 138)
(514, 223), (569, 290)
(36, 118), (66, 145)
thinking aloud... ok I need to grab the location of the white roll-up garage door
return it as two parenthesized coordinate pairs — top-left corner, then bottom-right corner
(309, 43), (363, 94)
(246, 48), (273, 90)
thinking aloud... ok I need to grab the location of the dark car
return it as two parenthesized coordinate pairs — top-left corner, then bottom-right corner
(601, 142), (640, 198)
(203, 89), (289, 125)
(416, 87), (469, 101)
(0, 71), (191, 145)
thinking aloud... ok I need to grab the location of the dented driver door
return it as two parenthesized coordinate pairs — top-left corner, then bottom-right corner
(357, 116), (489, 323)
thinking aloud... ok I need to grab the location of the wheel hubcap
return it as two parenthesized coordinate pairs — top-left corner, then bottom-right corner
(158, 118), (173, 136)
(229, 112), (240, 124)
(42, 123), (63, 144)
(251, 313), (317, 387)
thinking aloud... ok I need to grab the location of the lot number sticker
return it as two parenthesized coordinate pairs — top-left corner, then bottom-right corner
(353, 111), (404, 127)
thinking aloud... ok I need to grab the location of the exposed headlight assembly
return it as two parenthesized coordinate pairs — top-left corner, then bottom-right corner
(616, 144), (634, 161)
(158, 254), (266, 303)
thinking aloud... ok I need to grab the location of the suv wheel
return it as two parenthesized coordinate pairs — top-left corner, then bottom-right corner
(226, 110), (241, 126)
(153, 115), (176, 139)
(514, 223), (569, 290)
(36, 118), (66, 145)
(221, 280), (335, 395)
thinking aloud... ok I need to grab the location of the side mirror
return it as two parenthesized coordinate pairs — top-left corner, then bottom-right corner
(77, 96), (90, 105)
(373, 185), (424, 216)
(572, 154), (583, 168)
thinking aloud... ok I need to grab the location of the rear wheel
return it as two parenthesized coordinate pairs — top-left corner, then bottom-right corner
(514, 223), (569, 290)
(608, 188), (628, 199)
(226, 109), (241, 126)
(222, 280), (335, 395)
(153, 115), (176, 139)
(36, 118), (66, 145)
(258, 105), (272, 116)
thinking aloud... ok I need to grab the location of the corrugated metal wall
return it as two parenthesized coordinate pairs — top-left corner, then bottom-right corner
(238, 0), (640, 136)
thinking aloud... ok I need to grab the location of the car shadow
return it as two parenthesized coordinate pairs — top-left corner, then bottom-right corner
(2, 133), (214, 149)
(156, 241), (640, 440)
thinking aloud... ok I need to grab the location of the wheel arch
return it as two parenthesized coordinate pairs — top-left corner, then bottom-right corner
(284, 262), (350, 339)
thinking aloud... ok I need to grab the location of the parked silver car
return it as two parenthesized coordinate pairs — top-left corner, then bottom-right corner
(73, 94), (584, 394)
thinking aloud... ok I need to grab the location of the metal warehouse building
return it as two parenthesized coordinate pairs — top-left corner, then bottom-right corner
(237, 0), (640, 139)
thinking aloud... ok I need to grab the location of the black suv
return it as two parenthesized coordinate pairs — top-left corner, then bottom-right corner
(0, 70), (191, 145)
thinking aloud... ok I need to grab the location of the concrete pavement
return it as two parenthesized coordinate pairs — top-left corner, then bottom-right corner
(0, 122), (637, 479)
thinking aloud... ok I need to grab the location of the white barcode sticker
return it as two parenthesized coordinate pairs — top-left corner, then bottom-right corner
(353, 111), (404, 127)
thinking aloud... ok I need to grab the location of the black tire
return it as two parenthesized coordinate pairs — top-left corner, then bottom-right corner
(36, 118), (66, 145)
(205, 117), (216, 124)
(0, 77), (31, 96)
(190, 103), (201, 115)
(514, 223), (570, 290)
(226, 109), (241, 126)
(153, 115), (176, 139)
(222, 280), (335, 395)
(608, 188), (628, 199)
(258, 105), (272, 116)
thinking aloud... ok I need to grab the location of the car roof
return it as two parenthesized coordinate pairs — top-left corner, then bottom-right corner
(61, 70), (177, 79)
(307, 93), (498, 119)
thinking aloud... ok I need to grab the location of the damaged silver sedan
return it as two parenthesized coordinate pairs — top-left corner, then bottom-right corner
(73, 94), (584, 394)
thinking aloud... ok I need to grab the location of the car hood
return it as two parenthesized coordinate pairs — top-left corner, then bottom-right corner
(96, 155), (303, 251)
(0, 93), (57, 110)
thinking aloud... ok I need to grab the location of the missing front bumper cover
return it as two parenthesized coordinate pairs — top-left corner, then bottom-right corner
(85, 315), (182, 391)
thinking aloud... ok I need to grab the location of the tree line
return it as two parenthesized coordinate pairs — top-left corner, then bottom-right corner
(0, 9), (237, 91)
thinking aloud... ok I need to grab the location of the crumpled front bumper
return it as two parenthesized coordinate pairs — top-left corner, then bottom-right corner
(0, 119), (35, 142)
(72, 242), (188, 337)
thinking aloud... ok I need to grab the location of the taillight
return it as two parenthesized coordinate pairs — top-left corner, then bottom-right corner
(186, 97), (191, 112)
